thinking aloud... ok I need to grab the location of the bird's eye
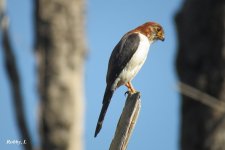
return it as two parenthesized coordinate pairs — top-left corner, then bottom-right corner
(156, 27), (161, 32)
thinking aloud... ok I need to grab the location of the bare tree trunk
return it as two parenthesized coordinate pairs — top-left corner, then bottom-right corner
(175, 0), (225, 150)
(34, 0), (86, 150)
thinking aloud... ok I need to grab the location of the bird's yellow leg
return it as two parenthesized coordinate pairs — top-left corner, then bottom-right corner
(125, 83), (132, 92)
(128, 82), (136, 93)
(125, 82), (136, 94)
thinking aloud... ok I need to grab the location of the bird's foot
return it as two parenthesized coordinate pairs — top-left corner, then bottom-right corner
(124, 91), (129, 96)
(125, 82), (137, 95)
(130, 88), (137, 94)
(124, 88), (137, 96)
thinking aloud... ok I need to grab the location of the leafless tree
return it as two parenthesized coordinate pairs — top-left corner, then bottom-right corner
(0, 0), (33, 149)
(34, 0), (87, 149)
(175, 0), (225, 150)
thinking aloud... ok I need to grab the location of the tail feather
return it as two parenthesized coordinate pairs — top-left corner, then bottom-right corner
(94, 85), (114, 137)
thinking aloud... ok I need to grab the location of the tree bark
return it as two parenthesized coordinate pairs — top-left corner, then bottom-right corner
(175, 0), (225, 150)
(34, 0), (86, 150)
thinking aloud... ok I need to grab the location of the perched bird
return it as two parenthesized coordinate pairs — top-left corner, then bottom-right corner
(94, 22), (165, 137)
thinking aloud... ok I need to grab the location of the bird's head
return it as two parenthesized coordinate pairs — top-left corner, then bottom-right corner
(132, 22), (165, 42)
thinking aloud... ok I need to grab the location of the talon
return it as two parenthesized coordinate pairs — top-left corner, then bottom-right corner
(125, 82), (137, 94)
(130, 89), (137, 94)
(124, 91), (130, 96)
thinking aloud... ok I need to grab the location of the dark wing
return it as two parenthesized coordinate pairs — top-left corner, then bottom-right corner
(106, 32), (140, 85)
(94, 32), (140, 137)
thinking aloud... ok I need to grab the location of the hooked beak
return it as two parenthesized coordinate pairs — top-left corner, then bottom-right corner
(157, 31), (165, 41)
(159, 35), (165, 41)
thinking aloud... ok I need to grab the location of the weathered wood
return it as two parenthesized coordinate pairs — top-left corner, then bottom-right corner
(109, 92), (141, 150)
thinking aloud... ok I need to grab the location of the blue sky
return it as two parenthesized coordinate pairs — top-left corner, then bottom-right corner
(0, 0), (182, 150)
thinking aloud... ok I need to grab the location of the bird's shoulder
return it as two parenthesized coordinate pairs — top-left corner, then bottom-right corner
(106, 32), (141, 84)
(110, 32), (140, 59)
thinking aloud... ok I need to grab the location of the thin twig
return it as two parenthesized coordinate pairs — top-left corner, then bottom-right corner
(177, 82), (225, 112)
(109, 92), (141, 150)
(0, 1), (33, 149)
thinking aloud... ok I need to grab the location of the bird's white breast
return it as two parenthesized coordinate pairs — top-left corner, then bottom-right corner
(113, 33), (152, 89)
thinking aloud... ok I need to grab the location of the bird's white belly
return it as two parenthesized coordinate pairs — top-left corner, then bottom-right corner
(113, 33), (151, 89)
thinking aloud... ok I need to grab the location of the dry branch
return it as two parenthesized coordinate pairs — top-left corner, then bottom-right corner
(0, 1), (33, 149)
(109, 92), (141, 150)
(177, 82), (225, 112)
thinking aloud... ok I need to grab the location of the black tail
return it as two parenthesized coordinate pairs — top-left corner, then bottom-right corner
(94, 85), (114, 137)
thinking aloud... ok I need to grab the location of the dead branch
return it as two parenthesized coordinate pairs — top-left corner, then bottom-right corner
(109, 92), (141, 150)
(177, 82), (225, 112)
(0, 1), (33, 149)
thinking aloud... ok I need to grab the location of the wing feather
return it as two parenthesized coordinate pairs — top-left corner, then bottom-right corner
(106, 33), (140, 85)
